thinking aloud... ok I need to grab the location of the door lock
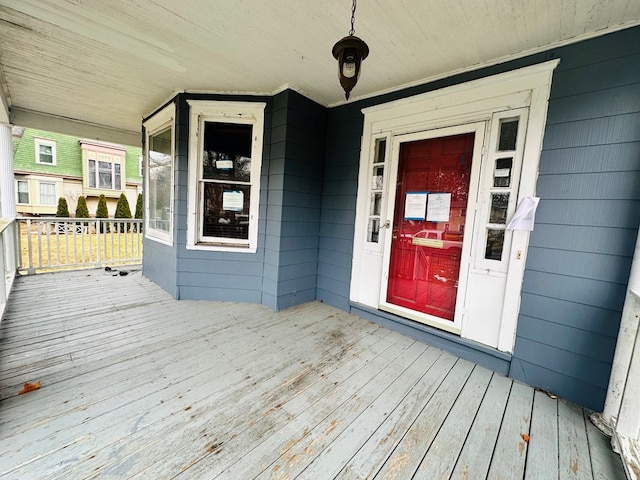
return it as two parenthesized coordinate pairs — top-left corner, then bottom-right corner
(383, 220), (391, 229)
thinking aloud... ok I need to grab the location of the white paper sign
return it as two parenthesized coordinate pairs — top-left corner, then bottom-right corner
(506, 197), (540, 231)
(222, 190), (244, 212)
(404, 192), (428, 220)
(426, 193), (451, 222)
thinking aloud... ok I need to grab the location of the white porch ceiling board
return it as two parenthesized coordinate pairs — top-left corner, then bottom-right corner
(0, 0), (639, 141)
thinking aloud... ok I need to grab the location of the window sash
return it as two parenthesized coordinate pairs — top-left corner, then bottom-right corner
(35, 140), (56, 165)
(143, 103), (175, 245)
(17, 180), (29, 204)
(39, 183), (56, 206)
(186, 100), (265, 252)
(88, 159), (122, 190)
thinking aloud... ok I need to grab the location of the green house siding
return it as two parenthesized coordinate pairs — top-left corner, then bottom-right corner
(13, 128), (83, 177)
(124, 148), (142, 183)
(13, 128), (142, 183)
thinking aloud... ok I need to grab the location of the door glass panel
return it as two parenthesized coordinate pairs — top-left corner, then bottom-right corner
(367, 139), (387, 244)
(372, 166), (384, 189)
(485, 229), (505, 260)
(387, 133), (474, 321)
(367, 218), (380, 243)
(375, 139), (386, 163)
(370, 192), (382, 215)
(489, 193), (509, 224)
(494, 157), (512, 187)
(498, 119), (519, 151)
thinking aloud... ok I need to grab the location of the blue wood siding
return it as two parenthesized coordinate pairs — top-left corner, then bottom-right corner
(318, 27), (640, 409)
(170, 93), (273, 304)
(141, 27), (640, 411)
(510, 27), (640, 411)
(143, 92), (324, 310)
(263, 91), (325, 310)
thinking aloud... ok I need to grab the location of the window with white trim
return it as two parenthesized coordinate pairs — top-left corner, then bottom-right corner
(35, 138), (56, 165)
(38, 182), (57, 206)
(16, 180), (29, 204)
(88, 158), (122, 190)
(187, 101), (265, 252)
(143, 104), (175, 245)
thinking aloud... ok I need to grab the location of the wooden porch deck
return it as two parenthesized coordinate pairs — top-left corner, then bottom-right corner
(0, 270), (626, 480)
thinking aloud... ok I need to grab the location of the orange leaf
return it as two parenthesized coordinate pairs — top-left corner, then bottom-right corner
(18, 381), (41, 395)
(521, 433), (530, 443)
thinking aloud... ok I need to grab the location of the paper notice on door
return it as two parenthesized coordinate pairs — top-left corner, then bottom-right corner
(404, 192), (428, 220)
(426, 193), (451, 222)
(506, 197), (540, 231)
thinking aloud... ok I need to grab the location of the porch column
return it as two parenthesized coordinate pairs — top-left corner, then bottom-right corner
(0, 123), (16, 219)
(591, 226), (640, 435)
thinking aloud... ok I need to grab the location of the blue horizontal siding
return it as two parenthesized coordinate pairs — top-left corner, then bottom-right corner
(529, 225), (637, 255)
(538, 142), (640, 175)
(519, 292), (622, 338)
(511, 27), (640, 411)
(525, 247), (632, 284)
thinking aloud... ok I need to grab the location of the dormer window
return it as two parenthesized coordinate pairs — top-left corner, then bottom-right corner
(35, 138), (56, 165)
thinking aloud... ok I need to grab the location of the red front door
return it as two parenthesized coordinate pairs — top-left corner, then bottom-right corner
(387, 133), (475, 321)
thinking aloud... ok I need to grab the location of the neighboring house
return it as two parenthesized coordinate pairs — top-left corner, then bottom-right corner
(12, 127), (142, 216)
(140, 26), (640, 413)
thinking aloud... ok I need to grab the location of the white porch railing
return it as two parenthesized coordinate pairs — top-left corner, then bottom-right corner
(612, 288), (640, 480)
(16, 217), (143, 275)
(0, 217), (19, 319)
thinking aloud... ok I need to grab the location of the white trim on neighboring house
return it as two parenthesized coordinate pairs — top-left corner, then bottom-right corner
(143, 103), (175, 246)
(15, 179), (29, 205)
(34, 177), (61, 206)
(351, 60), (559, 353)
(34, 137), (57, 165)
(185, 100), (266, 254)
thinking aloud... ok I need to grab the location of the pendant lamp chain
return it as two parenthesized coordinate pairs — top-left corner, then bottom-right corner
(349, 0), (357, 36)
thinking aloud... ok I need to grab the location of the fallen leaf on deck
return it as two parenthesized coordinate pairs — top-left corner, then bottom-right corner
(19, 381), (41, 395)
(521, 433), (530, 443)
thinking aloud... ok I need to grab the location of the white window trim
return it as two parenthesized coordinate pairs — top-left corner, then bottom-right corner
(87, 158), (123, 190)
(143, 103), (175, 246)
(35, 138), (57, 165)
(186, 100), (266, 253)
(16, 179), (30, 205)
(37, 180), (58, 207)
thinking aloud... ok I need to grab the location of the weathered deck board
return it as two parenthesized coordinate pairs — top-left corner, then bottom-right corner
(525, 390), (559, 480)
(0, 269), (627, 479)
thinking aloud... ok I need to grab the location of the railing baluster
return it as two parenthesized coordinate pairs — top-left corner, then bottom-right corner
(17, 217), (142, 274)
(26, 219), (34, 273)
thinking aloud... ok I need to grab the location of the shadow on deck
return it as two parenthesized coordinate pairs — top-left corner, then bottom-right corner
(0, 269), (627, 479)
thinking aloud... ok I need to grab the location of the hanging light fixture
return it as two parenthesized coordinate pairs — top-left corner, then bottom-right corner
(332, 0), (369, 100)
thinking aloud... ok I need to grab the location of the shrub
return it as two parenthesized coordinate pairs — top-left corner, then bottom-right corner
(134, 193), (143, 219)
(75, 196), (90, 218)
(56, 197), (69, 217)
(95, 194), (109, 232)
(115, 193), (132, 219)
(115, 193), (132, 232)
(134, 193), (143, 232)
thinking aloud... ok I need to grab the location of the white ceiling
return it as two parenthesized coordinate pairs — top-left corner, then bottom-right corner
(1, 0), (639, 144)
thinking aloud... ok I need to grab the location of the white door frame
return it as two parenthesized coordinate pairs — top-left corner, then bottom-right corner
(350, 60), (559, 353)
(378, 123), (486, 334)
